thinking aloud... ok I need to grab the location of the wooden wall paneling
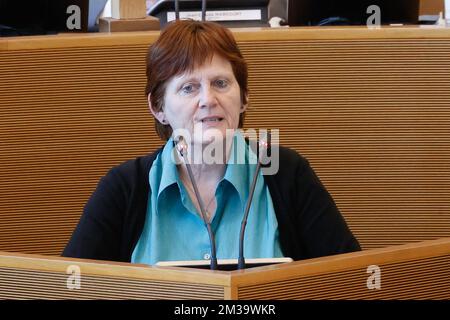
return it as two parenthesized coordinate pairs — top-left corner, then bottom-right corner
(0, 27), (450, 255)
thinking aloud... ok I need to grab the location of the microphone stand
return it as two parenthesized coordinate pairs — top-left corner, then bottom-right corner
(175, 137), (218, 270)
(238, 134), (271, 270)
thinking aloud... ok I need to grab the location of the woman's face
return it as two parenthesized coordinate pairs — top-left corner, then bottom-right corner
(151, 54), (246, 146)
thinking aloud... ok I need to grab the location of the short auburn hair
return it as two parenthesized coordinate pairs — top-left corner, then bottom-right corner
(145, 19), (248, 140)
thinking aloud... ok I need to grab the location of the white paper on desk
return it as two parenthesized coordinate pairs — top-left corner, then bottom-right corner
(101, 0), (112, 18)
(167, 9), (262, 22)
(446, 0), (450, 21)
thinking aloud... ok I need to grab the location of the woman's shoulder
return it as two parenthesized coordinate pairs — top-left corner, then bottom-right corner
(263, 145), (312, 188)
(104, 147), (164, 184)
(277, 145), (310, 171)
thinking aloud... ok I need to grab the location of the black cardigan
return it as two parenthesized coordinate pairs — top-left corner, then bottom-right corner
(62, 146), (360, 262)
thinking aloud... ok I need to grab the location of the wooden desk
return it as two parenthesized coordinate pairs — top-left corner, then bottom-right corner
(0, 238), (448, 299)
(1, 26), (450, 255)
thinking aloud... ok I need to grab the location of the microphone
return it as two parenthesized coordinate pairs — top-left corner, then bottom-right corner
(173, 1), (205, 21)
(175, 0), (179, 20)
(175, 136), (218, 270)
(238, 131), (271, 270)
(201, 0), (207, 21)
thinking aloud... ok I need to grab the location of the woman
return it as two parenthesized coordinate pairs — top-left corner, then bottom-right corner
(63, 20), (360, 264)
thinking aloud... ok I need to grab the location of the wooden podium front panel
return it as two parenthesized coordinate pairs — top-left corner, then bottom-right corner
(0, 252), (228, 299)
(1, 27), (450, 255)
(237, 254), (450, 299)
(233, 238), (450, 300)
(0, 268), (225, 299)
(0, 238), (448, 300)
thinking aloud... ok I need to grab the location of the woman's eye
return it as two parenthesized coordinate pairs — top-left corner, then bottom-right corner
(180, 83), (197, 94)
(214, 79), (228, 88)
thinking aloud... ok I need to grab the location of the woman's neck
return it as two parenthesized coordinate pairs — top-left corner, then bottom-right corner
(176, 139), (232, 189)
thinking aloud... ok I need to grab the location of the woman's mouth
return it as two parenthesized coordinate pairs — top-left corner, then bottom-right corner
(201, 117), (224, 123)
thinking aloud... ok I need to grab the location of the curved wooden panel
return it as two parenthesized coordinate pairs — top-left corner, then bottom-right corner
(0, 45), (156, 255)
(234, 238), (450, 300)
(0, 27), (450, 255)
(0, 251), (227, 300)
(0, 268), (225, 299)
(237, 255), (450, 299)
(240, 38), (450, 249)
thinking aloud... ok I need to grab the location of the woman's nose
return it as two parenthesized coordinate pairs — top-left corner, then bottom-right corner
(199, 86), (217, 108)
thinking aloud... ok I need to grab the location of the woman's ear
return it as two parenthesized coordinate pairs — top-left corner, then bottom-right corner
(148, 94), (167, 125)
(240, 93), (249, 113)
